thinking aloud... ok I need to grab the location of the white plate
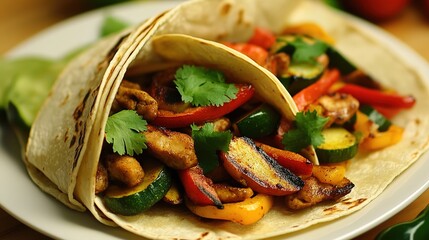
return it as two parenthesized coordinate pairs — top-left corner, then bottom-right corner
(1, 1), (429, 240)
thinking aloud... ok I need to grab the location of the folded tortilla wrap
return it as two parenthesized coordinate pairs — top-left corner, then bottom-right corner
(25, 11), (169, 214)
(24, 0), (429, 239)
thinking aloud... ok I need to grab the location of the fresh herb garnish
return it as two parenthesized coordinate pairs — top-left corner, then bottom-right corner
(289, 37), (328, 64)
(0, 57), (71, 126)
(282, 110), (329, 152)
(175, 65), (238, 107)
(100, 15), (130, 37)
(0, 15), (129, 128)
(105, 110), (147, 156)
(191, 123), (232, 173)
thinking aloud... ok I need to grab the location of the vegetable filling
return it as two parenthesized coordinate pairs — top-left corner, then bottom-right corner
(96, 23), (416, 224)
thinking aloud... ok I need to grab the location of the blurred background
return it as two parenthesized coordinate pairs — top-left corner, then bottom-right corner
(0, 0), (429, 239)
(1, 0), (429, 57)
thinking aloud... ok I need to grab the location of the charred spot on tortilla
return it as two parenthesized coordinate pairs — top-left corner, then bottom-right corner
(341, 198), (367, 209)
(415, 118), (421, 125)
(77, 122), (87, 147)
(69, 135), (76, 147)
(98, 128), (103, 137)
(106, 35), (130, 62)
(73, 144), (83, 169)
(213, 32), (227, 41)
(219, 2), (232, 16)
(64, 129), (69, 143)
(200, 231), (210, 238)
(60, 94), (70, 107)
(72, 123), (87, 169)
(236, 8), (245, 25)
(73, 91), (91, 121)
(323, 206), (339, 215)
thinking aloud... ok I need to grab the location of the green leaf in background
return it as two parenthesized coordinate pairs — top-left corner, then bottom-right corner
(323, 0), (343, 9)
(0, 15), (129, 127)
(0, 57), (67, 126)
(100, 15), (130, 37)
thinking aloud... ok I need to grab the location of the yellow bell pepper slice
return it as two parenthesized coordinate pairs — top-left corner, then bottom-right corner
(282, 22), (335, 44)
(354, 111), (374, 141)
(360, 125), (403, 151)
(185, 194), (273, 225)
(312, 163), (346, 185)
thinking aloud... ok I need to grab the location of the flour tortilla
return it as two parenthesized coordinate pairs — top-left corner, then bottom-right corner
(25, 0), (429, 239)
(25, 12), (169, 218)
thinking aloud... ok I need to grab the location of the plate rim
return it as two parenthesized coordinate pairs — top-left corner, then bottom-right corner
(1, 1), (429, 240)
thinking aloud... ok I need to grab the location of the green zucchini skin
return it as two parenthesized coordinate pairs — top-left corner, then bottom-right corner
(271, 35), (298, 55)
(235, 104), (280, 139)
(273, 35), (326, 95)
(326, 47), (357, 75)
(316, 128), (358, 163)
(103, 160), (172, 216)
(273, 34), (357, 77)
(360, 105), (391, 132)
(279, 62), (325, 96)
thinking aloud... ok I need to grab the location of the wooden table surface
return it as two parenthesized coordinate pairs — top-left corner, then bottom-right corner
(1, 0), (429, 239)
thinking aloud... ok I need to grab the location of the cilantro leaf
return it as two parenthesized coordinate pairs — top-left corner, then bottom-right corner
(105, 110), (147, 156)
(289, 37), (328, 64)
(282, 110), (329, 152)
(175, 65), (238, 107)
(191, 123), (232, 173)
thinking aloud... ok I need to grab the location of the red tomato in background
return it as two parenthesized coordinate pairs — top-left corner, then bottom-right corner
(247, 27), (276, 50)
(341, 0), (410, 21)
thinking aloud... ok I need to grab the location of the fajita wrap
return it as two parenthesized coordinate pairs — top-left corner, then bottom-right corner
(24, 11), (170, 214)
(24, 0), (429, 239)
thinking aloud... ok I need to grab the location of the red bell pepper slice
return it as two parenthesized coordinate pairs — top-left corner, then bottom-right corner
(336, 84), (416, 109)
(222, 42), (269, 66)
(256, 142), (313, 177)
(151, 84), (255, 128)
(247, 27), (277, 50)
(178, 165), (223, 208)
(293, 68), (341, 111)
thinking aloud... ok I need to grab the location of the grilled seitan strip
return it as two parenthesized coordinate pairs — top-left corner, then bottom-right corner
(144, 125), (198, 170)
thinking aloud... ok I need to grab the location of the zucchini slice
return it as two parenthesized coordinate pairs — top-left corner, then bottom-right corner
(235, 104), (280, 139)
(360, 105), (391, 132)
(326, 46), (357, 75)
(103, 158), (172, 216)
(279, 62), (325, 95)
(271, 35), (300, 55)
(316, 127), (358, 163)
(273, 34), (356, 77)
(272, 35), (327, 95)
